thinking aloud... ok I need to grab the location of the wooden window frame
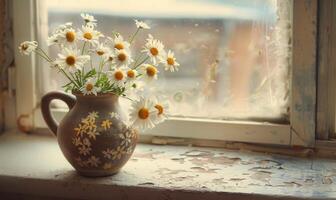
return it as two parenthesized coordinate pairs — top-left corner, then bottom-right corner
(12, 0), (320, 147)
(316, 0), (336, 141)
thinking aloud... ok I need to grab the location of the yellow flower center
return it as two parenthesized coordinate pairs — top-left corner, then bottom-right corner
(146, 66), (157, 77)
(83, 32), (93, 40)
(21, 44), (28, 50)
(150, 47), (159, 56)
(97, 50), (104, 55)
(108, 56), (113, 61)
(167, 57), (175, 65)
(114, 71), (124, 81)
(65, 56), (76, 66)
(127, 70), (135, 78)
(114, 43), (124, 50)
(118, 53), (127, 62)
(154, 104), (164, 115)
(138, 108), (149, 119)
(66, 31), (75, 42)
(86, 83), (94, 91)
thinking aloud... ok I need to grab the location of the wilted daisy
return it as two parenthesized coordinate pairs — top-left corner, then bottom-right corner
(47, 34), (59, 46)
(141, 64), (159, 82)
(81, 13), (97, 26)
(81, 78), (100, 95)
(142, 34), (165, 64)
(54, 22), (73, 33)
(78, 25), (103, 46)
(108, 35), (130, 50)
(134, 19), (150, 29)
(162, 50), (180, 72)
(114, 49), (133, 68)
(47, 22), (73, 46)
(153, 98), (169, 123)
(129, 97), (157, 130)
(108, 69), (126, 87)
(94, 43), (110, 56)
(19, 41), (38, 55)
(55, 47), (90, 73)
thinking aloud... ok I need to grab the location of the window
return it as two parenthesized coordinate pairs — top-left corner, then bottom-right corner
(13, 0), (318, 147)
(42, 0), (290, 121)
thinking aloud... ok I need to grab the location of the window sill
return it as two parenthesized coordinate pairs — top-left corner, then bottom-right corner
(0, 131), (335, 200)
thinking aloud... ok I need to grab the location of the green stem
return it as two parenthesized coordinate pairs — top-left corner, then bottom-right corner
(133, 56), (149, 70)
(33, 50), (52, 63)
(81, 42), (87, 55)
(129, 28), (140, 44)
(81, 42), (87, 83)
(60, 69), (80, 88)
(132, 53), (145, 68)
(70, 71), (81, 87)
(37, 47), (52, 62)
(97, 60), (104, 81)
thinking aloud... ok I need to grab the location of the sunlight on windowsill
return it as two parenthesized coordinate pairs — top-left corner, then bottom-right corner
(0, 131), (336, 200)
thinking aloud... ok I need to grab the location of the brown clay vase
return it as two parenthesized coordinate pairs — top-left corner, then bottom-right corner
(41, 91), (138, 177)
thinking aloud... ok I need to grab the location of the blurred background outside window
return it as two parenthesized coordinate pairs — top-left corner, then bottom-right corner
(37, 0), (292, 122)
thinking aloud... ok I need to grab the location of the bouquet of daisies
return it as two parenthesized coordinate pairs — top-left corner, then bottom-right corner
(19, 13), (180, 130)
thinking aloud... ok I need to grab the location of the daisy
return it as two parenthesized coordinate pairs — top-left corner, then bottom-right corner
(55, 47), (90, 73)
(129, 97), (157, 130)
(162, 50), (180, 72)
(19, 41), (38, 55)
(108, 34), (130, 50)
(58, 28), (77, 46)
(108, 69), (126, 87)
(153, 98), (169, 123)
(80, 78), (100, 95)
(126, 68), (138, 81)
(134, 19), (151, 29)
(141, 64), (159, 82)
(81, 13), (97, 27)
(103, 52), (115, 68)
(47, 22), (73, 46)
(47, 34), (59, 46)
(142, 34), (165, 65)
(114, 49), (133, 68)
(54, 22), (73, 33)
(94, 42), (110, 56)
(78, 25), (103, 46)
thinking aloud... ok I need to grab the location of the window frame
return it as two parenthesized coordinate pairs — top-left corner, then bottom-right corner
(316, 0), (336, 141)
(12, 0), (318, 147)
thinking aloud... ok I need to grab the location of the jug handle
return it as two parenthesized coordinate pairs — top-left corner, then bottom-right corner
(41, 91), (76, 136)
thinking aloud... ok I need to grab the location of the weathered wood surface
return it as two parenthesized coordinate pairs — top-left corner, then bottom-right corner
(291, 0), (317, 147)
(316, 0), (336, 140)
(0, 133), (336, 200)
(0, 0), (8, 133)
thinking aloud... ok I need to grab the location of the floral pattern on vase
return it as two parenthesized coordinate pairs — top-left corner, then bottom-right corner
(71, 110), (137, 171)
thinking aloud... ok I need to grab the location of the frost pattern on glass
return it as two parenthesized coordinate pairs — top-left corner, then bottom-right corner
(39, 0), (292, 121)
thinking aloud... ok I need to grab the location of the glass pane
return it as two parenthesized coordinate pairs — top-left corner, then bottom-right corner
(39, 0), (292, 122)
